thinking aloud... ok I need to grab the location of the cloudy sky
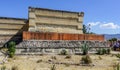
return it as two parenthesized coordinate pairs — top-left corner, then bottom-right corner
(0, 0), (120, 34)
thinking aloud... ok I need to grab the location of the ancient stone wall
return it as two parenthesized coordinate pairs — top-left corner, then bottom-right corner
(23, 31), (104, 41)
(15, 40), (110, 55)
(28, 7), (84, 34)
(0, 17), (28, 46)
(0, 7), (108, 54)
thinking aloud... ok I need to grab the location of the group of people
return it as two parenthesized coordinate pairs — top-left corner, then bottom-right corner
(113, 41), (120, 51)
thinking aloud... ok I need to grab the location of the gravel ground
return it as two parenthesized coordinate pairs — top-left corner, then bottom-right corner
(0, 53), (119, 70)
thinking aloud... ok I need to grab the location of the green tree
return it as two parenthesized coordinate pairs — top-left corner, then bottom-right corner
(8, 41), (16, 58)
(108, 38), (117, 42)
(82, 24), (95, 34)
(112, 38), (117, 41)
(82, 24), (87, 34)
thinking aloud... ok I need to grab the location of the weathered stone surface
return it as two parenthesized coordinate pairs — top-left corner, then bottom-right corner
(15, 40), (110, 54)
(16, 40), (109, 48)
(0, 17), (28, 45)
(29, 7), (84, 34)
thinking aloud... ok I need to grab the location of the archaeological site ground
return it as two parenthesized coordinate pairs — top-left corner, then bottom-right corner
(0, 7), (120, 70)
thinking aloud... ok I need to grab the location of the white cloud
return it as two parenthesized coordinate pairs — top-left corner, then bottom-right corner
(87, 22), (100, 27)
(87, 21), (120, 29)
(99, 22), (120, 29)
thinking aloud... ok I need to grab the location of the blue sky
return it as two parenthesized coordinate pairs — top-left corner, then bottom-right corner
(0, 0), (120, 34)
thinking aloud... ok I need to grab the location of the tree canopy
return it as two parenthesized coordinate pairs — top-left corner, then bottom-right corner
(82, 24), (95, 34)
(108, 38), (117, 42)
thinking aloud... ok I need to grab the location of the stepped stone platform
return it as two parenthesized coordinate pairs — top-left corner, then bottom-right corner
(0, 7), (107, 55)
(0, 40), (110, 55)
(16, 40), (108, 48)
(15, 40), (110, 55)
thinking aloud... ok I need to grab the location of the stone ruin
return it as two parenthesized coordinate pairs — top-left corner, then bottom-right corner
(0, 7), (110, 55)
(14, 40), (109, 55)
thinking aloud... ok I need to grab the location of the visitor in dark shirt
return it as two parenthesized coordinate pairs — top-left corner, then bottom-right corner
(113, 42), (120, 51)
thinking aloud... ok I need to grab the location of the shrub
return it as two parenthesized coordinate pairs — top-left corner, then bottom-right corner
(102, 48), (107, 54)
(36, 59), (42, 63)
(106, 48), (111, 54)
(8, 41), (16, 58)
(60, 49), (67, 55)
(11, 66), (18, 70)
(7, 58), (12, 62)
(116, 64), (120, 70)
(98, 56), (102, 60)
(113, 63), (120, 70)
(51, 56), (57, 60)
(81, 43), (90, 55)
(1, 66), (6, 70)
(96, 49), (103, 55)
(81, 55), (92, 64)
(64, 63), (70, 67)
(65, 55), (71, 59)
(116, 54), (120, 59)
(51, 64), (56, 70)
(96, 48), (110, 55)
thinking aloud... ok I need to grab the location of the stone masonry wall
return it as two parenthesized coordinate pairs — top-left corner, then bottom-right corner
(15, 40), (110, 55)
(0, 17), (28, 46)
(28, 7), (84, 34)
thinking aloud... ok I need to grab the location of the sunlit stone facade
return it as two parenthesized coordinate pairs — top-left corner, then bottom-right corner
(0, 7), (84, 46)
(0, 7), (108, 55)
(28, 7), (84, 34)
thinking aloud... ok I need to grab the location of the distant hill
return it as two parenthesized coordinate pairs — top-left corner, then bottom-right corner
(104, 34), (120, 40)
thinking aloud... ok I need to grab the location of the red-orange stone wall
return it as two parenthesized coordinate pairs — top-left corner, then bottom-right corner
(23, 31), (104, 41)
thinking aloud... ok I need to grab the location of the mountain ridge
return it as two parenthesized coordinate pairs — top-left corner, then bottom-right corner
(103, 34), (120, 40)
